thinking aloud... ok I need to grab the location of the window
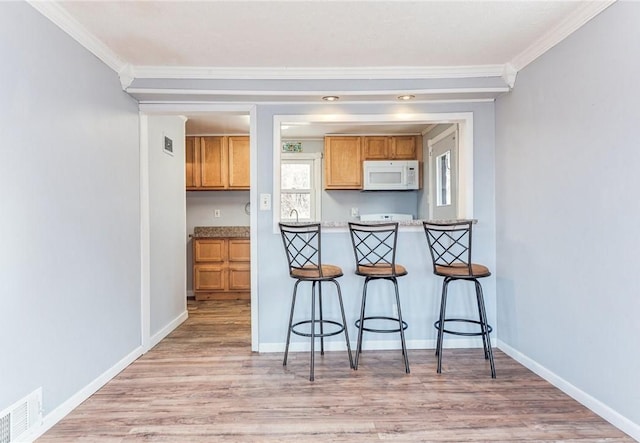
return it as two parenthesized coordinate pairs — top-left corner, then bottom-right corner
(436, 150), (451, 207)
(280, 153), (321, 222)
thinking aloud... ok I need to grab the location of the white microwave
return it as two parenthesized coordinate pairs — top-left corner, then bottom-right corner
(363, 160), (419, 191)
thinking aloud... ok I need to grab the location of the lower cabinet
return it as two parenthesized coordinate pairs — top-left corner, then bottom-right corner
(193, 238), (250, 300)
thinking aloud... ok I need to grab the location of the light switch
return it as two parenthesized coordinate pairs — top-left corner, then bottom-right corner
(260, 193), (271, 211)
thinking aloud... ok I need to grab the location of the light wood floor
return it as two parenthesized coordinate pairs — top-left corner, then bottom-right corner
(39, 300), (632, 442)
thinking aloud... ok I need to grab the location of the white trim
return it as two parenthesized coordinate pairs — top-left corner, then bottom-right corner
(130, 65), (507, 81)
(258, 338), (485, 353)
(149, 310), (189, 349)
(26, 1), (126, 74)
(510, 1), (615, 71)
(139, 114), (151, 352)
(23, 346), (143, 442)
(248, 105), (259, 352)
(126, 87), (509, 98)
(497, 340), (640, 441)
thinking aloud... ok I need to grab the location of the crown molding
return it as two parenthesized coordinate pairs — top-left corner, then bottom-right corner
(510, 0), (615, 71)
(27, 1), (126, 74)
(129, 64), (507, 81)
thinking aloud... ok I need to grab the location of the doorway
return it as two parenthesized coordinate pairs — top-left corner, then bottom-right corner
(428, 125), (459, 220)
(140, 104), (258, 354)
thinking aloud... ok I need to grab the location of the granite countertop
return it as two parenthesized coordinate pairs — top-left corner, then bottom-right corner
(192, 226), (250, 238)
(319, 219), (476, 228)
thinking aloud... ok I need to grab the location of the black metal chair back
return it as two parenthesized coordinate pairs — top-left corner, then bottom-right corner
(348, 222), (401, 276)
(423, 221), (473, 275)
(279, 222), (323, 279)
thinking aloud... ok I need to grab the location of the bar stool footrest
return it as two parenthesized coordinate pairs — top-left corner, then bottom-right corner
(356, 316), (408, 334)
(434, 318), (493, 337)
(291, 319), (345, 338)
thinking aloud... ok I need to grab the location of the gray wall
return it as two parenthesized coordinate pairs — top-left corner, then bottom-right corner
(147, 116), (187, 333)
(495, 1), (640, 430)
(0, 2), (140, 415)
(256, 102), (496, 350)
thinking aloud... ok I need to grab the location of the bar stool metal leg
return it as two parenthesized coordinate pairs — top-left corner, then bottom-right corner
(319, 283), (324, 356)
(332, 279), (354, 369)
(283, 280), (301, 367)
(475, 280), (496, 378)
(436, 278), (450, 374)
(474, 280), (489, 360)
(354, 278), (370, 370)
(393, 277), (410, 374)
(310, 281), (317, 381)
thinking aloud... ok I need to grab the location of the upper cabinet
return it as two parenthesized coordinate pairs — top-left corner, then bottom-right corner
(324, 136), (363, 190)
(227, 136), (250, 189)
(186, 136), (249, 191)
(362, 135), (422, 161)
(325, 135), (422, 189)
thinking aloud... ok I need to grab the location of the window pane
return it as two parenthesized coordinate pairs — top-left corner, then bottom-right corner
(281, 163), (311, 189)
(436, 150), (451, 207)
(281, 193), (311, 219)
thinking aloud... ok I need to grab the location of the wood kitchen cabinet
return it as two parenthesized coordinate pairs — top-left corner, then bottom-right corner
(362, 135), (422, 161)
(185, 136), (249, 191)
(228, 136), (250, 189)
(324, 136), (363, 189)
(193, 238), (250, 300)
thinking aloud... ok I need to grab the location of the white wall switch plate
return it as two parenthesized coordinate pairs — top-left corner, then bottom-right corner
(260, 193), (271, 211)
(214, 209), (221, 218)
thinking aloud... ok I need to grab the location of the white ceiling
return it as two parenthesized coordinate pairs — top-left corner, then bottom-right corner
(36, 1), (613, 135)
(56, 1), (605, 73)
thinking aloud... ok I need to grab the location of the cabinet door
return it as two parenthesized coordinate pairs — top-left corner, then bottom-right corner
(194, 265), (226, 291)
(362, 136), (390, 160)
(228, 239), (250, 262)
(185, 136), (200, 189)
(228, 264), (250, 291)
(391, 136), (418, 160)
(194, 239), (226, 263)
(228, 136), (250, 189)
(200, 136), (227, 189)
(324, 136), (362, 189)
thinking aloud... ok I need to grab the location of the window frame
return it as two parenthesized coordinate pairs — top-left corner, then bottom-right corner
(276, 152), (322, 224)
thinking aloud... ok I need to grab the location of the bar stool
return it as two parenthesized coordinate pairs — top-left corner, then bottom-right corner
(422, 221), (496, 378)
(348, 222), (410, 374)
(279, 222), (354, 381)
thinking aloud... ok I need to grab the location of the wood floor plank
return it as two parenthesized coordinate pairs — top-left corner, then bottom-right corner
(38, 299), (633, 442)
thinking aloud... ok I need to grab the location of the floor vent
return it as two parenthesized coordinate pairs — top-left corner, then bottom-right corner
(0, 389), (42, 443)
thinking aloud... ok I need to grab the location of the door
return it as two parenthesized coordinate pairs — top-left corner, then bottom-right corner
(429, 125), (458, 220)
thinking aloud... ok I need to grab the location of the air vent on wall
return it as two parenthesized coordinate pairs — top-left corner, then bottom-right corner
(0, 388), (42, 443)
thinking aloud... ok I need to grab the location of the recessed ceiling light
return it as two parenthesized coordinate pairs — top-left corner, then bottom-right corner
(322, 96), (340, 101)
(397, 95), (415, 101)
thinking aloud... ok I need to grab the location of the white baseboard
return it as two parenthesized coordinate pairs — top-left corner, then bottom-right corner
(149, 309), (189, 350)
(497, 340), (640, 441)
(258, 337), (485, 353)
(22, 346), (143, 442)
(23, 310), (189, 442)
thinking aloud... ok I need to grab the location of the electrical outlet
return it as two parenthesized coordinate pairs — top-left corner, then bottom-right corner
(351, 207), (359, 217)
(214, 209), (221, 218)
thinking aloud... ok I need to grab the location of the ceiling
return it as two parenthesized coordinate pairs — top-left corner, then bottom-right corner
(35, 1), (613, 135)
(55, 1), (607, 75)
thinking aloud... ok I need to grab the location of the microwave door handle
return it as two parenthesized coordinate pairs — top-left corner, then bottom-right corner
(402, 166), (408, 186)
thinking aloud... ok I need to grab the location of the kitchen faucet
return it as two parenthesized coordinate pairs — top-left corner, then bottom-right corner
(289, 209), (299, 222)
